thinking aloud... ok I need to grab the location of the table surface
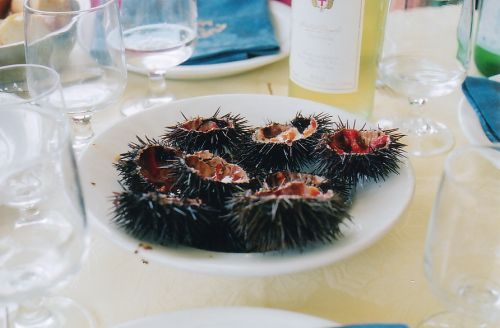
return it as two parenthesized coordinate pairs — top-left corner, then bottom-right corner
(19, 6), (481, 328)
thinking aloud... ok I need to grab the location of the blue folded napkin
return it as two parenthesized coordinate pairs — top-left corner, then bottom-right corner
(462, 76), (500, 143)
(183, 0), (280, 65)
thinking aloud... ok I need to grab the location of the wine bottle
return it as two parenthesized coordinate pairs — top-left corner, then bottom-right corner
(288, 0), (390, 118)
(474, 0), (500, 77)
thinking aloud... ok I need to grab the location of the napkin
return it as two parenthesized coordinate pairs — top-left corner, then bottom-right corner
(462, 76), (500, 143)
(183, 0), (280, 65)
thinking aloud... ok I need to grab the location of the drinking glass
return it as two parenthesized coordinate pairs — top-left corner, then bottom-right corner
(24, 0), (127, 152)
(119, 0), (197, 116)
(419, 144), (500, 327)
(0, 65), (93, 327)
(378, 0), (474, 156)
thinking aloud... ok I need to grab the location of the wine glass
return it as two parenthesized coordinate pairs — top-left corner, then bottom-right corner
(119, 0), (197, 116)
(377, 0), (474, 156)
(0, 65), (93, 327)
(24, 0), (127, 152)
(419, 144), (500, 327)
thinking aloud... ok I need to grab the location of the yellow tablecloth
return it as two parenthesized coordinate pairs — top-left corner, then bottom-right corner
(57, 53), (475, 326)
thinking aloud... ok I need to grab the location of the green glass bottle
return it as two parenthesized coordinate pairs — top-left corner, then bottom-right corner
(474, 0), (500, 77)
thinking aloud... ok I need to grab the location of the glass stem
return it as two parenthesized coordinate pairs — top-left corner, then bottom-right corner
(12, 298), (57, 328)
(408, 97), (431, 135)
(71, 114), (94, 152)
(148, 72), (168, 99)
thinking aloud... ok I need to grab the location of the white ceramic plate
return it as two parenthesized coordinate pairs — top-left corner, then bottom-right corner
(127, 1), (291, 80)
(458, 74), (500, 145)
(113, 307), (337, 328)
(0, 40), (24, 66)
(79, 94), (415, 277)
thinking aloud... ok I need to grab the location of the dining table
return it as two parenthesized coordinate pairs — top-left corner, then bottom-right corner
(64, 52), (480, 328)
(2, 3), (484, 327)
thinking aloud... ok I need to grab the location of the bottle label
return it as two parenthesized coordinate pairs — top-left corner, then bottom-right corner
(476, 0), (500, 53)
(290, 0), (365, 93)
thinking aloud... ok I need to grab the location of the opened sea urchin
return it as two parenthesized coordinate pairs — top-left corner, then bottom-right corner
(225, 181), (350, 252)
(172, 150), (254, 206)
(265, 171), (352, 201)
(163, 110), (251, 159)
(114, 137), (182, 193)
(240, 114), (329, 174)
(314, 121), (406, 185)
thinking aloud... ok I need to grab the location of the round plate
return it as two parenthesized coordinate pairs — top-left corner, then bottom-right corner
(458, 74), (500, 145)
(127, 0), (291, 80)
(112, 307), (337, 328)
(79, 94), (415, 277)
(0, 41), (24, 66)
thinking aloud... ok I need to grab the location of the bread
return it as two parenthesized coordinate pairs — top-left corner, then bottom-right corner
(0, 12), (23, 45)
(0, 0), (10, 18)
(10, 0), (21, 13)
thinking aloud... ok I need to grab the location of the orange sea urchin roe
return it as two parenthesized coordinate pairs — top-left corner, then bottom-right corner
(254, 123), (301, 145)
(329, 129), (390, 155)
(181, 117), (233, 132)
(136, 146), (178, 192)
(256, 181), (328, 198)
(185, 151), (249, 183)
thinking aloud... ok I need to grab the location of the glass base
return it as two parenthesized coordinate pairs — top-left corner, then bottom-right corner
(377, 116), (454, 157)
(417, 311), (491, 328)
(121, 94), (175, 117)
(9, 297), (96, 328)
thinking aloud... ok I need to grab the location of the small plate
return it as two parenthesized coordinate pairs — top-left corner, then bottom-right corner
(127, 0), (291, 80)
(458, 74), (500, 145)
(79, 94), (415, 277)
(113, 307), (337, 328)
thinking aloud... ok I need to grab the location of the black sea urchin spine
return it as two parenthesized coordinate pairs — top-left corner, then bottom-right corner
(225, 191), (350, 252)
(163, 110), (252, 159)
(112, 191), (215, 248)
(314, 120), (406, 185)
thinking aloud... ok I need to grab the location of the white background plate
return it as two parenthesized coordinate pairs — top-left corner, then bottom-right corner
(128, 0), (291, 80)
(79, 94), (415, 277)
(458, 74), (500, 145)
(113, 307), (337, 328)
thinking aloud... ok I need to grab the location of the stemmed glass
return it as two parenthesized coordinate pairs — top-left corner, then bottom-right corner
(119, 0), (197, 116)
(0, 64), (93, 327)
(419, 144), (500, 327)
(378, 0), (474, 156)
(24, 0), (127, 152)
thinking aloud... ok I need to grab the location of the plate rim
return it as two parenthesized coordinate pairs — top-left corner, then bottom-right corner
(112, 306), (338, 328)
(127, 0), (291, 80)
(81, 94), (415, 277)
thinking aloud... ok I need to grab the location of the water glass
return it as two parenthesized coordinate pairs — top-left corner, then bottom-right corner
(420, 144), (500, 327)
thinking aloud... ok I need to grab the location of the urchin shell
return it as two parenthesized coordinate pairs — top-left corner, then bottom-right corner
(163, 109), (252, 159)
(225, 181), (350, 252)
(264, 171), (353, 201)
(290, 112), (332, 136)
(314, 120), (406, 185)
(171, 150), (256, 207)
(112, 190), (215, 249)
(112, 190), (243, 251)
(114, 137), (182, 193)
(239, 114), (330, 174)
